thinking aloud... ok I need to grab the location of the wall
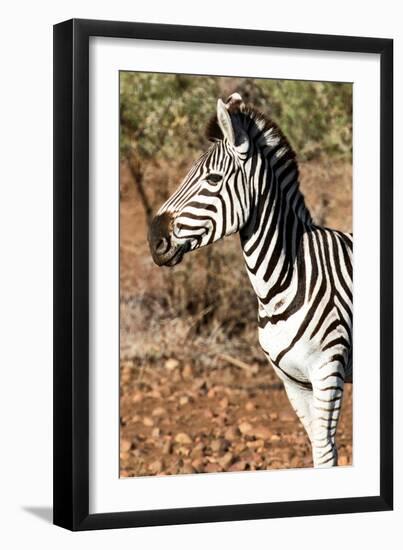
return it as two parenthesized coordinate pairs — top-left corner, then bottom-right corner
(0, 1), (400, 548)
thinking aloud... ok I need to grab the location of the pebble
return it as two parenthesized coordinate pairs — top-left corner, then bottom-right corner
(218, 452), (233, 469)
(152, 407), (166, 417)
(233, 442), (248, 454)
(120, 451), (129, 461)
(148, 460), (163, 474)
(175, 432), (192, 445)
(250, 364), (259, 375)
(191, 458), (204, 472)
(148, 390), (162, 399)
(229, 460), (248, 472)
(239, 421), (253, 435)
(190, 443), (205, 459)
(181, 463), (194, 474)
(205, 463), (222, 473)
(207, 388), (217, 398)
(225, 426), (240, 440)
(120, 439), (132, 452)
(247, 440), (263, 449)
(182, 365), (193, 379)
(338, 455), (349, 466)
(290, 456), (303, 468)
(165, 358), (179, 371)
(253, 426), (271, 440)
(279, 411), (295, 423)
(176, 446), (191, 456)
(211, 438), (229, 454)
(219, 397), (229, 409)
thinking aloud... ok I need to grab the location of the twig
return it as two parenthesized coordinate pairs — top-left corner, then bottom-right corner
(184, 306), (215, 336)
(217, 353), (253, 371)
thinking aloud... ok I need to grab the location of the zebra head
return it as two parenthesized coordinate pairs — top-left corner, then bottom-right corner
(149, 93), (251, 267)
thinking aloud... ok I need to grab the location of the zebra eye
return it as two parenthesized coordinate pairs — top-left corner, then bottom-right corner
(206, 173), (222, 184)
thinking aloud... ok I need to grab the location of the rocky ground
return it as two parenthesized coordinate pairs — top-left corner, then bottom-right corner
(120, 357), (352, 477)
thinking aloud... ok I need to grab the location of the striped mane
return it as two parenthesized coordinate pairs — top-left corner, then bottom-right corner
(205, 104), (297, 168)
(206, 103), (311, 224)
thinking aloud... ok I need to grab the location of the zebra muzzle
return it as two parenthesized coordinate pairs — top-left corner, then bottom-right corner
(149, 240), (190, 267)
(148, 213), (190, 267)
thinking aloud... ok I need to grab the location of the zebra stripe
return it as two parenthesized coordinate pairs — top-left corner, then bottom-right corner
(149, 92), (353, 467)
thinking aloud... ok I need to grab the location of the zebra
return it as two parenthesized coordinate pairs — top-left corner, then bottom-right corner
(148, 92), (352, 468)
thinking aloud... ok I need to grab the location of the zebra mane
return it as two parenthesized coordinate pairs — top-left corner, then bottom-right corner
(205, 104), (297, 168)
(206, 103), (312, 224)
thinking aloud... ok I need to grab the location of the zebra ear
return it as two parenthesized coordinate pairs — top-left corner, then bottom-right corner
(217, 99), (235, 145)
(216, 98), (250, 154)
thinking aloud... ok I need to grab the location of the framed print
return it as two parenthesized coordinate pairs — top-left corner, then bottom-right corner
(53, 18), (393, 530)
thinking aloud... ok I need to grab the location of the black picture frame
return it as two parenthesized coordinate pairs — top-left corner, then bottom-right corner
(53, 18), (393, 531)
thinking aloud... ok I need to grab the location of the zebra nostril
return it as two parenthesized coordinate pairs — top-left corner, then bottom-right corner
(156, 237), (169, 254)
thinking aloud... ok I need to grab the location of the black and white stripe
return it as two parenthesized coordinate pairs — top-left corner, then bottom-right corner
(149, 92), (352, 467)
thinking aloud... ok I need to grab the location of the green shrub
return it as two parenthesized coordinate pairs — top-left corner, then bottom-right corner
(120, 73), (352, 164)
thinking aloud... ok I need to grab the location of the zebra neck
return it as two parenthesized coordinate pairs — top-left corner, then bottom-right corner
(240, 154), (311, 314)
